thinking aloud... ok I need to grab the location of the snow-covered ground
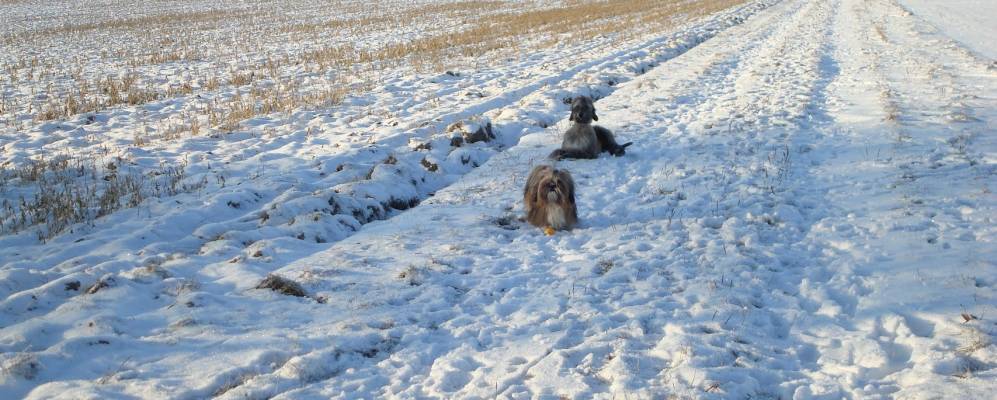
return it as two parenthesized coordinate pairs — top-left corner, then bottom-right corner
(2, 0), (995, 398)
(898, 0), (997, 60)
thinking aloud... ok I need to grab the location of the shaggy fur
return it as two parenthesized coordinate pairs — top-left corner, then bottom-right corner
(523, 165), (578, 230)
(549, 96), (632, 160)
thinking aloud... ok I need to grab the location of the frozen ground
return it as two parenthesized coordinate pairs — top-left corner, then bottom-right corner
(1, 0), (995, 398)
(898, 0), (997, 60)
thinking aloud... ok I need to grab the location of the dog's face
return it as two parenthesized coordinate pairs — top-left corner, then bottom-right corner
(524, 165), (577, 230)
(536, 169), (572, 205)
(569, 96), (598, 124)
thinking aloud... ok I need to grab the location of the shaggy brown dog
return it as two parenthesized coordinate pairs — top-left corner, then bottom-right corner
(549, 96), (631, 160)
(523, 165), (578, 231)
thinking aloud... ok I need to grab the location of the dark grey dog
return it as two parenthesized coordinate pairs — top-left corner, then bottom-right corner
(549, 96), (631, 160)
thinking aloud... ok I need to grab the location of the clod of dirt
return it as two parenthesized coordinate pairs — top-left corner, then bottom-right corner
(255, 274), (307, 297)
(420, 158), (438, 172)
(411, 141), (432, 151)
(596, 260), (614, 275)
(384, 197), (419, 211)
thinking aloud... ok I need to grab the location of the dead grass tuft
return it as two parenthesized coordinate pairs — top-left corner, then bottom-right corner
(85, 276), (115, 295)
(957, 325), (992, 355)
(0, 154), (205, 241)
(398, 265), (426, 286)
(256, 274), (308, 297)
(0, 352), (40, 381)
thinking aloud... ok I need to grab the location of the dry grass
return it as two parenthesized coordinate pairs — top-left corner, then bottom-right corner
(256, 274), (308, 297)
(873, 24), (888, 43)
(3, 0), (746, 131)
(0, 154), (206, 241)
(0, 351), (40, 381)
(957, 324), (992, 355)
(12, 10), (254, 39)
(300, 0), (744, 70)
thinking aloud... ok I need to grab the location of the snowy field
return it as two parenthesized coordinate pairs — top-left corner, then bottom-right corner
(1, 0), (995, 398)
(898, 0), (997, 60)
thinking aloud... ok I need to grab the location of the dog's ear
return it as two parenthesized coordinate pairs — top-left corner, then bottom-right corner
(535, 178), (547, 204)
(569, 109), (577, 122)
(556, 169), (575, 204)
